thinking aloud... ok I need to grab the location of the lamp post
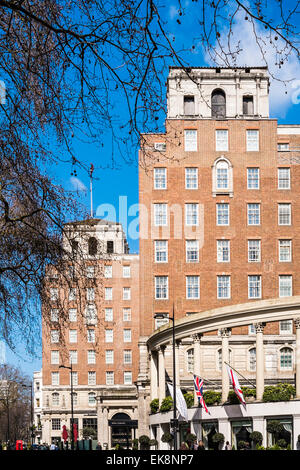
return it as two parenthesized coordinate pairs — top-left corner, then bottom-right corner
(154, 304), (178, 450)
(59, 362), (74, 450)
(21, 383), (33, 445)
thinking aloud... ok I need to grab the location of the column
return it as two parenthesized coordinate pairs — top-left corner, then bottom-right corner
(295, 319), (300, 399)
(192, 334), (202, 405)
(255, 322), (265, 401)
(220, 328), (231, 403)
(150, 351), (158, 401)
(175, 340), (181, 387)
(158, 346), (166, 405)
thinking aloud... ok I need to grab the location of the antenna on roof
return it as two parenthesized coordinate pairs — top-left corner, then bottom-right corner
(89, 163), (94, 218)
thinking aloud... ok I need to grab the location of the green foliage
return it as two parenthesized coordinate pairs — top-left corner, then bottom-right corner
(228, 387), (256, 404)
(150, 398), (159, 414)
(277, 439), (287, 449)
(186, 433), (197, 444)
(256, 445), (266, 450)
(242, 387), (256, 398)
(237, 440), (247, 450)
(227, 390), (240, 404)
(212, 432), (225, 444)
(161, 432), (173, 443)
(159, 396), (173, 412)
(132, 439), (139, 450)
(184, 393), (194, 408)
(266, 420), (284, 437)
(202, 390), (221, 406)
(249, 431), (263, 445)
(263, 383), (295, 402)
(139, 435), (150, 445)
(81, 427), (97, 439)
(149, 439), (158, 448)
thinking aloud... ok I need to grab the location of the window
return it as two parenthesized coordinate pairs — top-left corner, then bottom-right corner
(107, 241), (114, 253)
(247, 168), (260, 189)
(86, 305), (97, 325)
(105, 350), (114, 364)
(278, 143), (289, 151)
(123, 287), (131, 300)
(86, 266), (95, 278)
(154, 168), (167, 189)
(216, 130), (228, 151)
(186, 276), (200, 299)
(87, 329), (95, 343)
(69, 330), (77, 343)
(86, 288), (95, 302)
(106, 371), (114, 385)
(184, 95), (195, 115)
(104, 266), (112, 278)
(154, 203), (167, 226)
(51, 350), (59, 365)
(69, 308), (77, 322)
(211, 89), (226, 118)
(69, 350), (78, 364)
(279, 240), (292, 262)
(105, 308), (113, 322)
(71, 240), (78, 254)
(123, 308), (131, 322)
(52, 393), (59, 406)
(51, 309), (59, 322)
(88, 392), (96, 405)
(72, 392), (78, 406)
(124, 350), (132, 364)
(247, 203), (260, 225)
(278, 203), (291, 225)
(246, 130), (259, 151)
(105, 329), (113, 343)
(51, 330), (59, 343)
(50, 288), (58, 301)
(187, 348), (194, 373)
(249, 348), (256, 371)
(70, 371), (78, 386)
(249, 324), (256, 335)
(186, 240), (199, 263)
(123, 329), (132, 342)
(279, 275), (292, 297)
(243, 95), (254, 115)
(52, 418), (61, 431)
(185, 203), (199, 226)
(88, 371), (96, 385)
(248, 275), (261, 299)
(123, 266), (131, 278)
(124, 371), (132, 385)
(278, 168), (290, 189)
(155, 276), (168, 299)
(248, 240), (261, 262)
(216, 160), (229, 189)
(69, 288), (76, 301)
(216, 203), (229, 226)
(88, 237), (97, 256)
(105, 287), (112, 300)
(88, 350), (96, 364)
(217, 240), (230, 262)
(280, 347), (293, 370)
(217, 349), (232, 370)
(280, 320), (293, 335)
(155, 313), (169, 330)
(155, 240), (168, 263)
(184, 130), (197, 151)
(51, 372), (59, 386)
(185, 168), (198, 189)
(217, 275), (230, 299)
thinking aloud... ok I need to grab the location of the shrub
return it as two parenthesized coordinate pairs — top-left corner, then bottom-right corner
(238, 440), (247, 450)
(212, 433), (225, 445)
(266, 420), (284, 439)
(139, 435), (150, 450)
(132, 439), (139, 450)
(277, 439), (287, 449)
(228, 387), (256, 404)
(184, 393), (194, 408)
(149, 439), (158, 448)
(242, 387), (256, 398)
(249, 431), (263, 446)
(227, 390), (240, 404)
(161, 432), (173, 444)
(159, 396), (173, 412)
(150, 398), (159, 414)
(263, 383), (295, 402)
(185, 433), (197, 445)
(202, 390), (221, 406)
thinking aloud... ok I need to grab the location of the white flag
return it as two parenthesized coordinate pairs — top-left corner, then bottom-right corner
(226, 364), (246, 405)
(167, 383), (188, 421)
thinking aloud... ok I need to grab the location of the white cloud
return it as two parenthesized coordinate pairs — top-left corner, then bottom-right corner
(70, 176), (87, 192)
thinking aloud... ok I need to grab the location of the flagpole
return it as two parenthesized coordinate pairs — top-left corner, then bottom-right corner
(190, 373), (220, 389)
(224, 361), (256, 389)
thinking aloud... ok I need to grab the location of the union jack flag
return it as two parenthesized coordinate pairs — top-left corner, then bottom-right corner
(193, 375), (209, 413)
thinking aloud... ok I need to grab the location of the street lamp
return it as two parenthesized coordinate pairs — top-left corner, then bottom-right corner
(21, 383), (33, 445)
(154, 304), (178, 450)
(59, 363), (74, 450)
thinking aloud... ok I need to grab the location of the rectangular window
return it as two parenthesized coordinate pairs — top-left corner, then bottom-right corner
(50, 288), (58, 301)
(185, 203), (199, 226)
(247, 168), (260, 189)
(279, 275), (292, 297)
(68, 288), (76, 301)
(70, 371), (78, 386)
(278, 168), (290, 189)
(51, 309), (59, 322)
(69, 330), (77, 343)
(154, 168), (167, 189)
(248, 275), (261, 299)
(246, 130), (259, 151)
(124, 350), (132, 364)
(154, 240), (168, 263)
(124, 371), (132, 385)
(184, 130), (197, 151)
(123, 266), (131, 278)
(216, 203), (229, 226)
(279, 240), (292, 262)
(247, 203), (260, 225)
(186, 276), (200, 299)
(69, 308), (77, 322)
(51, 330), (59, 343)
(123, 308), (131, 322)
(123, 287), (131, 300)
(186, 240), (199, 263)
(105, 308), (113, 322)
(106, 371), (114, 385)
(86, 266), (95, 278)
(185, 168), (198, 189)
(155, 276), (168, 299)
(51, 350), (59, 365)
(87, 329), (95, 343)
(51, 372), (59, 386)
(86, 305), (97, 325)
(278, 203), (291, 225)
(280, 320), (293, 335)
(217, 275), (231, 299)
(123, 329), (132, 342)
(243, 96), (254, 115)
(105, 350), (114, 364)
(217, 240), (230, 262)
(104, 266), (112, 278)
(69, 350), (78, 364)
(184, 96), (195, 115)
(216, 164), (229, 189)
(248, 240), (261, 262)
(105, 329), (113, 343)
(154, 203), (167, 226)
(278, 143), (289, 151)
(105, 287), (112, 300)
(107, 241), (114, 253)
(52, 418), (61, 430)
(88, 350), (96, 364)
(216, 129), (228, 151)
(88, 371), (96, 385)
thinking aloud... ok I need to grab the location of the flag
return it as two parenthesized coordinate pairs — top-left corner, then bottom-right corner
(226, 364), (246, 405)
(193, 375), (209, 413)
(167, 383), (188, 421)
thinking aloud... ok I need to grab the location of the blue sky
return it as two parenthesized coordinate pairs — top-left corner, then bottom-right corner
(6, 1), (300, 378)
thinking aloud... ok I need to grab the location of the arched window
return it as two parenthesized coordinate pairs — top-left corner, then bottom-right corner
(216, 160), (229, 189)
(211, 89), (226, 118)
(212, 158), (233, 196)
(88, 237), (98, 256)
(186, 348), (194, 373)
(249, 348), (256, 371)
(280, 347), (293, 370)
(52, 392), (59, 406)
(88, 392), (96, 405)
(217, 348), (232, 371)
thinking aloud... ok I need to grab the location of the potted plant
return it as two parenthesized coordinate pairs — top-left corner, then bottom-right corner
(132, 438), (139, 450)
(150, 398), (159, 414)
(139, 435), (151, 450)
(150, 439), (158, 449)
(249, 431), (263, 448)
(161, 432), (173, 449)
(211, 432), (225, 450)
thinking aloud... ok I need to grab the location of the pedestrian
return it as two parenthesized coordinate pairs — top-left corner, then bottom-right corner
(197, 440), (205, 451)
(50, 442), (56, 450)
(96, 442), (102, 450)
(179, 441), (188, 450)
(225, 441), (232, 450)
